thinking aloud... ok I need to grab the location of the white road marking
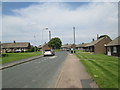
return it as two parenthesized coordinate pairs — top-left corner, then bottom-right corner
(49, 56), (57, 59)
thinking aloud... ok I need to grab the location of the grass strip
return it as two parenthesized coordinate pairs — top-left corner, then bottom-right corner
(76, 50), (118, 88)
(0, 52), (42, 64)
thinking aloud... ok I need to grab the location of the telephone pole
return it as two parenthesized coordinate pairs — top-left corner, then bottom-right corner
(73, 27), (75, 44)
(49, 30), (51, 41)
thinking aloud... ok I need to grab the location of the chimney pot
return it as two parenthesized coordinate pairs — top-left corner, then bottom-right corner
(97, 34), (99, 40)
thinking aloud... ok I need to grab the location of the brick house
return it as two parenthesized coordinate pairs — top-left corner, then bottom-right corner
(106, 36), (120, 57)
(84, 36), (112, 54)
(1, 41), (31, 53)
(42, 43), (51, 51)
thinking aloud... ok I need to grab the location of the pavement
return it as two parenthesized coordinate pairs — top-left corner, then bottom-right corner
(2, 51), (68, 88)
(55, 53), (99, 88)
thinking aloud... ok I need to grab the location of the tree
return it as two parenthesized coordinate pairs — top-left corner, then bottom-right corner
(28, 46), (38, 52)
(48, 37), (62, 49)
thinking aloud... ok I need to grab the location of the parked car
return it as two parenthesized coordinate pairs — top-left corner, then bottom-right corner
(14, 49), (21, 53)
(43, 49), (55, 56)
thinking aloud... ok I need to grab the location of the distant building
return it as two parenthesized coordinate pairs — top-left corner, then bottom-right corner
(76, 43), (89, 50)
(106, 36), (120, 57)
(61, 44), (76, 51)
(42, 43), (51, 51)
(38, 43), (51, 51)
(1, 41), (31, 53)
(84, 36), (111, 54)
(38, 45), (42, 51)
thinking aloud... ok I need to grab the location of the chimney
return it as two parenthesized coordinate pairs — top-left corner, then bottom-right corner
(97, 34), (99, 40)
(92, 38), (94, 42)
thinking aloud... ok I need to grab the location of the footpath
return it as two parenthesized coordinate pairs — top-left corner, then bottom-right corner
(55, 53), (98, 88)
(0, 55), (42, 70)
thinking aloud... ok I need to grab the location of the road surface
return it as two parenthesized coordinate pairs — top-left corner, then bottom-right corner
(2, 51), (68, 88)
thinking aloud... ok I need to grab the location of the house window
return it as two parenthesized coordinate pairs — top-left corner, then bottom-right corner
(113, 46), (117, 53)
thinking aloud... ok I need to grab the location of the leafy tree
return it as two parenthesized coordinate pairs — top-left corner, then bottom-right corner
(48, 37), (62, 49)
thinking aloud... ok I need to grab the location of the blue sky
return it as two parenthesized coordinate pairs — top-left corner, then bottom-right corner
(2, 2), (38, 15)
(2, 2), (118, 46)
(2, 2), (89, 15)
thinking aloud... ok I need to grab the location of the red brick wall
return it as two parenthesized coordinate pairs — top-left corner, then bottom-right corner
(95, 37), (112, 54)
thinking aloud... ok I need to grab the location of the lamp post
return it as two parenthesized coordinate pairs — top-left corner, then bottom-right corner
(48, 30), (51, 41)
(73, 27), (75, 45)
(73, 27), (76, 53)
(43, 28), (51, 41)
(42, 28), (48, 44)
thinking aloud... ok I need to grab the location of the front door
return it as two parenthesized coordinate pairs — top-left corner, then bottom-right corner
(107, 47), (111, 56)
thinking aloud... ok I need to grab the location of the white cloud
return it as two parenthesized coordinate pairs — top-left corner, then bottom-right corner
(2, 2), (118, 46)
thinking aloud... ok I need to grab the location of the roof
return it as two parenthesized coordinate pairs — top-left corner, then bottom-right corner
(85, 37), (105, 47)
(1, 42), (30, 48)
(76, 43), (89, 47)
(38, 45), (42, 48)
(38, 43), (48, 48)
(106, 36), (120, 46)
(42, 43), (51, 50)
(61, 44), (75, 48)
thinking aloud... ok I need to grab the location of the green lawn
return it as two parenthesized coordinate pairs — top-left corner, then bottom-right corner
(0, 51), (42, 64)
(76, 50), (119, 88)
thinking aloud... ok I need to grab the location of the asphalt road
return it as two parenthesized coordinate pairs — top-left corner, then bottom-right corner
(2, 51), (68, 88)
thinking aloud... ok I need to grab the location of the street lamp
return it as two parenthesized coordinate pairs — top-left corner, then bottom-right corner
(43, 28), (51, 42)
(73, 27), (75, 44)
(42, 28), (51, 44)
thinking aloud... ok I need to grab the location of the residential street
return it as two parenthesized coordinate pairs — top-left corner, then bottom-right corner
(1, 2), (118, 89)
(2, 51), (68, 88)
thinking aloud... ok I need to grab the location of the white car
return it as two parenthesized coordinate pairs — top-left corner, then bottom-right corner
(43, 49), (55, 56)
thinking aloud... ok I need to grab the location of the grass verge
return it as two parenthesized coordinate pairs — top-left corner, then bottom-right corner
(0, 51), (42, 64)
(76, 50), (118, 88)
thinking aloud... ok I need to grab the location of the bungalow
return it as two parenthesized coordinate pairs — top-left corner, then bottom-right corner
(1, 41), (31, 53)
(42, 43), (51, 51)
(84, 36), (111, 54)
(76, 43), (89, 51)
(106, 36), (120, 57)
(61, 44), (76, 51)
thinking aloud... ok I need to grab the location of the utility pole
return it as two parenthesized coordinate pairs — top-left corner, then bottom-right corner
(49, 30), (51, 41)
(73, 27), (75, 44)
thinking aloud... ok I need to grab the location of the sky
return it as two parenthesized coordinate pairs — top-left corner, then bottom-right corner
(1, 2), (118, 46)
